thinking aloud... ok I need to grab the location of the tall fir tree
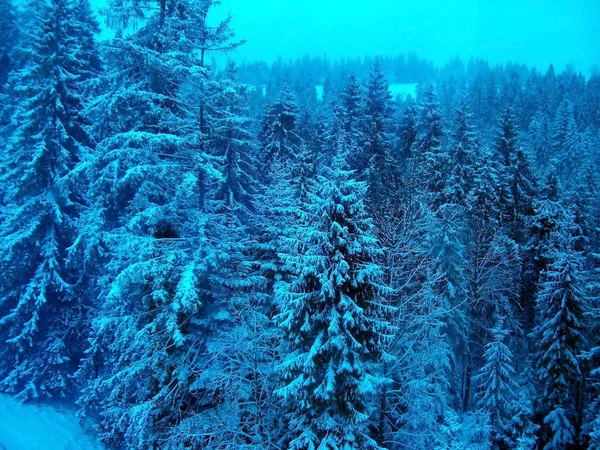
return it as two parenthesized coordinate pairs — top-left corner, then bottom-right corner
(274, 149), (392, 450)
(494, 107), (519, 226)
(475, 317), (519, 442)
(342, 72), (363, 139)
(211, 62), (260, 220)
(75, 2), (248, 447)
(393, 266), (459, 449)
(397, 97), (418, 161)
(0, 0), (18, 93)
(0, 0), (100, 399)
(584, 290), (600, 449)
(446, 98), (478, 208)
(522, 172), (563, 329)
(583, 272), (600, 448)
(413, 84), (447, 202)
(359, 58), (395, 210)
(530, 211), (588, 449)
(510, 147), (537, 243)
(259, 84), (302, 171)
(551, 100), (581, 186)
(528, 109), (553, 171)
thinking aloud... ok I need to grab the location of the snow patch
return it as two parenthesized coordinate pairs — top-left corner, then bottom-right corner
(315, 85), (324, 101)
(313, 83), (415, 102)
(389, 83), (417, 100)
(0, 395), (104, 450)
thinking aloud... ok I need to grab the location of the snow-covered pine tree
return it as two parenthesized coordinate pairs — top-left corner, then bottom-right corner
(551, 100), (580, 184)
(342, 73), (363, 141)
(530, 210), (589, 449)
(543, 407), (577, 450)
(392, 97), (418, 200)
(475, 317), (519, 441)
(259, 84), (302, 171)
(75, 1), (248, 447)
(466, 142), (520, 384)
(413, 84), (447, 204)
(274, 148), (392, 450)
(319, 100), (346, 170)
(528, 109), (553, 172)
(494, 107), (520, 228)
(252, 159), (300, 289)
(445, 97), (478, 208)
(0, 0), (18, 93)
(468, 146), (503, 226)
(465, 225), (521, 407)
(397, 97), (418, 161)
(413, 87), (471, 412)
(583, 276), (600, 449)
(426, 201), (470, 411)
(0, 0), (23, 202)
(521, 172), (563, 329)
(583, 73), (600, 131)
(186, 61), (282, 449)
(585, 169), (600, 444)
(509, 147), (537, 243)
(211, 62), (259, 221)
(0, 0), (100, 400)
(71, 0), (103, 87)
(392, 266), (459, 449)
(359, 58), (395, 210)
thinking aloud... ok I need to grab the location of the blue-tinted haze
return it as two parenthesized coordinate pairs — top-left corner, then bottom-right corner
(96, 0), (600, 73)
(1, 1), (600, 449)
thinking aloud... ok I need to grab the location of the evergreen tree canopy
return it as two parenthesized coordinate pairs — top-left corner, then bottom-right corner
(274, 150), (392, 450)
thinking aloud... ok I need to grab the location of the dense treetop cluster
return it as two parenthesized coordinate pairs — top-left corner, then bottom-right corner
(0, 1), (599, 449)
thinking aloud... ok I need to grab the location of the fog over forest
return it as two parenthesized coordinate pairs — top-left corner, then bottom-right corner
(0, 1), (600, 450)
(97, 0), (600, 74)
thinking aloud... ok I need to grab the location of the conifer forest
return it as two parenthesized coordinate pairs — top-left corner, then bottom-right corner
(0, 1), (600, 449)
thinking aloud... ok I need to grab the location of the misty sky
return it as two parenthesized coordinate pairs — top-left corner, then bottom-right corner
(210, 0), (600, 75)
(91, 0), (600, 75)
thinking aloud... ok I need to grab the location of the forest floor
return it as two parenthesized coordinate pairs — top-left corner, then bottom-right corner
(0, 394), (104, 450)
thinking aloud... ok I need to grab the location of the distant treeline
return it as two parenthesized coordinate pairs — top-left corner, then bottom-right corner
(0, 1), (599, 450)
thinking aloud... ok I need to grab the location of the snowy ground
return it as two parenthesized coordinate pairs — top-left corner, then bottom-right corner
(0, 395), (104, 450)
(255, 83), (417, 102)
(314, 83), (417, 101)
(389, 83), (417, 100)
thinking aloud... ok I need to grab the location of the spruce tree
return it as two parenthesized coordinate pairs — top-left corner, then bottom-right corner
(528, 109), (553, 170)
(584, 73), (600, 130)
(393, 266), (458, 449)
(522, 172), (563, 328)
(359, 58), (395, 209)
(468, 146), (503, 226)
(71, 0), (103, 85)
(530, 212), (588, 448)
(259, 84), (302, 170)
(413, 84), (447, 202)
(211, 62), (259, 219)
(475, 317), (518, 438)
(398, 97), (418, 161)
(494, 107), (519, 225)
(552, 100), (580, 185)
(274, 150), (391, 450)
(0, 0), (18, 92)
(583, 282), (600, 449)
(0, 0), (100, 399)
(510, 147), (537, 242)
(342, 73), (363, 139)
(76, 2), (247, 447)
(446, 98), (478, 208)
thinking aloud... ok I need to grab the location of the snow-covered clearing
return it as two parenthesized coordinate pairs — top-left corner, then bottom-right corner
(389, 83), (417, 100)
(0, 395), (103, 450)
